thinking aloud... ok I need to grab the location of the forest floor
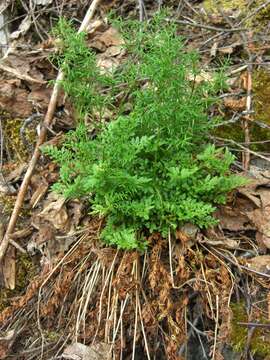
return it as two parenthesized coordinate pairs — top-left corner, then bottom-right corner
(1, 0), (270, 359)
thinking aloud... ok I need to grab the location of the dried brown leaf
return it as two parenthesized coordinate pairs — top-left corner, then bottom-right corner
(63, 342), (111, 360)
(0, 80), (32, 117)
(98, 27), (124, 47)
(246, 255), (270, 273)
(39, 193), (69, 231)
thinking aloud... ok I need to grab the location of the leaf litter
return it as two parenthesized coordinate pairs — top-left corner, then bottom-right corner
(0, 1), (270, 359)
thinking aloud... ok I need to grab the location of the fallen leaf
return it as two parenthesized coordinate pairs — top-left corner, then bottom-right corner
(89, 39), (106, 52)
(0, 80), (32, 117)
(28, 84), (53, 110)
(104, 45), (123, 57)
(36, 222), (55, 245)
(241, 182), (270, 250)
(98, 27), (124, 47)
(97, 56), (119, 74)
(215, 205), (253, 232)
(86, 19), (105, 34)
(39, 193), (69, 231)
(62, 342), (111, 360)
(217, 180), (270, 251)
(246, 255), (270, 273)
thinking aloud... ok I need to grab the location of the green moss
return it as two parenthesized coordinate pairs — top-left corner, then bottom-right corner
(213, 123), (244, 144)
(16, 253), (37, 292)
(0, 193), (30, 219)
(203, 0), (270, 33)
(230, 302), (270, 357)
(3, 117), (36, 162)
(247, 69), (270, 152)
(253, 69), (270, 125)
(0, 194), (17, 216)
(246, 3), (270, 32)
(203, 0), (246, 13)
(212, 69), (270, 152)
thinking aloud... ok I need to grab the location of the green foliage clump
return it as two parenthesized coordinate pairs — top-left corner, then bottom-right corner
(44, 16), (246, 250)
(51, 19), (115, 119)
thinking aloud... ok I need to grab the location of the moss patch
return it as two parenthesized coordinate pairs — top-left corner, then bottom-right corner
(213, 68), (270, 153)
(230, 302), (270, 357)
(253, 69), (270, 125)
(203, 0), (270, 32)
(3, 117), (36, 162)
(204, 0), (246, 13)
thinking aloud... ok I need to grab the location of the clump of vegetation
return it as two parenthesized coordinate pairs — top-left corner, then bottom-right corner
(44, 16), (246, 250)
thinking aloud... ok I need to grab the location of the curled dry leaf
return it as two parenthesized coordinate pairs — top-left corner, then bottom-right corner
(39, 193), (69, 231)
(9, 227), (33, 240)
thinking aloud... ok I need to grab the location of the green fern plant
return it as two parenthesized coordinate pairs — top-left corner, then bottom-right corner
(44, 16), (246, 250)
